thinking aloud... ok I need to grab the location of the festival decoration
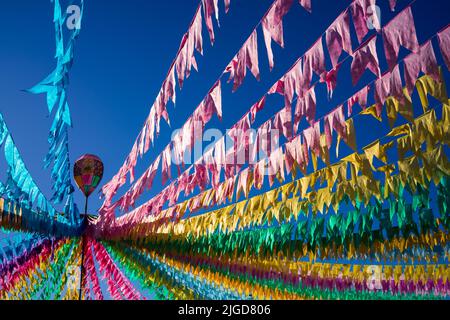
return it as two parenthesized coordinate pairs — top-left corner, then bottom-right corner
(26, 0), (85, 225)
(0, 0), (449, 302)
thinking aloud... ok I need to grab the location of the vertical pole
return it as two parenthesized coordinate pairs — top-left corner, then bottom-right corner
(78, 196), (88, 301)
(84, 196), (88, 217)
(79, 235), (85, 301)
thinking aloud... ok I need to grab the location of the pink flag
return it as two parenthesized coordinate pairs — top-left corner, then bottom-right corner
(382, 7), (419, 71)
(181, 117), (194, 159)
(203, 147), (217, 185)
(214, 136), (226, 168)
(324, 105), (346, 149)
(165, 66), (177, 105)
(146, 155), (161, 190)
(192, 7), (204, 54)
(437, 26), (450, 71)
(268, 148), (285, 186)
(389, 0), (397, 11)
(227, 30), (260, 91)
(185, 7), (204, 78)
(303, 121), (321, 157)
(161, 146), (172, 185)
(303, 38), (326, 87)
(374, 65), (404, 107)
(347, 85), (370, 116)
(331, 105), (346, 141)
(262, 0), (294, 70)
(172, 131), (184, 166)
(250, 95), (266, 123)
(258, 120), (273, 158)
(294, 87), (316, 132)
(194, 163), (209, 191)
(350, 35), (381, 85)
(224, 0), (231, 13)
(299, 0), (312, 12)
(268, 79), (285, 95)
(225, 148), (235, 178)
(175, 35), (188, 87)
(403, 40), (441, 96)
(202, 0), (219, 44)
(273, 105), (293, 139)
(127, 142), (139, 183)
(283, 59), (305, 104)
(326, 9), (352, 68)
(403, 52), (421, 96)
(245, 30), (261, 81)
(167, 183), (179, 207)
(253, 159), (266, 190)
(420, 40), (440, 82)
(154, 90), (170, 125)
(324, 112), (333, 149)
(322, 63), (341, 99)
(143, 109), (156, 153)
(209, 80), (223, 119)
(351, 0), (380, 44)
(285, 139), (296, 175)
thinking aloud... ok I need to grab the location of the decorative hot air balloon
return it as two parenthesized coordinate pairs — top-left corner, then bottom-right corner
(73, 154), (104, 214)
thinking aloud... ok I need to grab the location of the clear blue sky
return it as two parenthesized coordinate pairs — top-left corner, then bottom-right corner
(0, 0), (449, 215)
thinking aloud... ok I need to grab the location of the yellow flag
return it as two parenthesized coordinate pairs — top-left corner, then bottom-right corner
(416, 68), (448, 112)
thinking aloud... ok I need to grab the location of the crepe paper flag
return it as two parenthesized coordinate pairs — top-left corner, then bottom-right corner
(108, 89), (449, 238)
(360, 104), (383, 121)
(282, 60), (304, 106)
(26, 0), (85, 224)
(202, 0), (220, 45)
(262, 0), (294, 71)
(303, 38), (326, 87)
(437, 26), (450, 71)
(224, 0), (231, 13)
(326, 9), (352, 68)
(92, 240), (143, 300)
(273, 105), (293, 139)
(303, 121), (321, 157)
(226, 30), (260, 92)
(299, 0), (312, 13)
(350, 35), (381, 85)
(416, 70), (448, 111)
(382, 6), (420, 71)
(268, 148), (286, 187)
(209, 80), (223, 119)
(102, 81), (222, 215)
(0, 114), (58, 220)
(374, 65), (404, 108)
(294, 87), (317, 132)
(348, 85), (370, 116)
(99, 0), (237, 211)
(322, 63), (342, 100)
(385, 88), (414, 128)
(389, 0), (397, 11)
(236, 168), (253, 200)
(363, 140), (394, 170)
(404, 40), (442, 96)
(138, 172), (450, 260)
(250, 96), (267, 123)
(351, 0), (380, 44)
